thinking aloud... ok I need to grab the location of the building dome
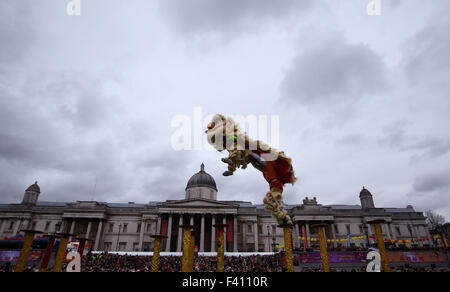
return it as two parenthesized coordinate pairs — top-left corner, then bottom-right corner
(186, 163), (217, 191)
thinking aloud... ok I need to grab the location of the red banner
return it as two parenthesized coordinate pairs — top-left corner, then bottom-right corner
(160, 219), (168, 237)
(227, 220), (233, 243)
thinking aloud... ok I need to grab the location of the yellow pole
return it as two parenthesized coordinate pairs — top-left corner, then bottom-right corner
(369, 220), (391, 272)
(279, 224), (294, 272)
(150, 235), (166, 272)
(14, 230), (39, 272)
(180, 225), (194, 272)
(214, 224), (226, 272)
(52, 236), (69, 272)
(317, 226), (330, 272)
(189, 231), (196, 272)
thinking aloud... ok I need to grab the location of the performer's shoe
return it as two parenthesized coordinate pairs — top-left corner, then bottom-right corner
(221, 158), (233, 165)
(223, 171), (234, 176)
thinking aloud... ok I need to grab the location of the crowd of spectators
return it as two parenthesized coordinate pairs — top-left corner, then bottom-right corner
(1, 250), (449, 272)
(80, 252), (285, 272)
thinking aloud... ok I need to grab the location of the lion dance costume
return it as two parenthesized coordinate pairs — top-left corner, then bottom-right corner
(206, 114), (297, 225)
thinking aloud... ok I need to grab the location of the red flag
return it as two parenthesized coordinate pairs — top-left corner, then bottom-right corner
(227, 220), (233, 243)
(160, 219), (168, 237)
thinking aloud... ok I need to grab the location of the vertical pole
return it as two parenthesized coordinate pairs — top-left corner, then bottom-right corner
(313, 225), (330, 272)
(180, 225), (194, 272)
(39, 236), (56, 272)
(214, 224), (226, 272)
(52, 234), (72, 272)
(150, 235), (166, 272)
(279, 224), (294, 272)
(77, 238), (87, 258)
(190, 231), (196, 272)
(14, 230), (39, 272)
(369, 220), (391, 272)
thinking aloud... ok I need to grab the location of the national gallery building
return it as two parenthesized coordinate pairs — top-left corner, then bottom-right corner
(0, 164), (432, 252)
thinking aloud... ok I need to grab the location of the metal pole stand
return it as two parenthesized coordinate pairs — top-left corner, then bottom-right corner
(311, 224), (330, 272)
(179, 225), (195, 272)
(368, 219), (391, 272)
(214, 224), (227, 272)
(150, 235), (168, 272)
(278, 224), (294, 272)
(14, 230), (43, 272)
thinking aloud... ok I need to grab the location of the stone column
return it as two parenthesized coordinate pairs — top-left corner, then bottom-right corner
(190, 215), (194, 226)
(211, 215), (216, 252)
(69, 219), (76, 234)
(85, 220), (92, 239)
(22, 220), (30, 231)
(200, 215), (205, 252)
(413, 225), (423, 247)
(305, 223), (310, 248)
(61, 220), (68, 234)
(253, 221), (258, 252)
(242, 221), (247, 252)
(367, 224), (374, 245)
(0, 220), (6, 237)
(139, 219), (145, 251)
(294, 222), (301, 249)
(177, 215), (183, 252)
(94, 220), (103, 250)
(233, 215), (238, 252)
(223, 216), (227, 252)
(331, 224), (337, 248)
(12, 219), (21, 236)
(156, 215), (162, 234)
(166, 214), (173, 252)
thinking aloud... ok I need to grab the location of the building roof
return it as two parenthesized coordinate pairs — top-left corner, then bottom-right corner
(185, 163), (217, 191)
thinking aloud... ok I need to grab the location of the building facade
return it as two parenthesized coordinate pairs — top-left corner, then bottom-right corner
(0, 164), (433, 252)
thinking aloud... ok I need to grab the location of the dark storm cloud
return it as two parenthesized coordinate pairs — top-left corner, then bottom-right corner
(413, 171), (450, 193)
(280, 35), (389, 106)
(158, 0), (316, 37)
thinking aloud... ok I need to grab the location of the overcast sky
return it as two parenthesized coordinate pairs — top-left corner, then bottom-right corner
(1, 0), (449, 220)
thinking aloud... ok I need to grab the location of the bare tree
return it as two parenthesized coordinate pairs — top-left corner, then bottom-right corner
(425, 210), (446, 231)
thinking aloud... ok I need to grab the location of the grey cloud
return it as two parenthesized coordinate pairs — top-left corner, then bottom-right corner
(158, 0), (316, 38)
(402, 4), (450, 87)
(280, 35), (389, 106)
(378, 123), (450, 160)
(413, 171), (450, 193)
(334, 133), (367, 147)
(0, 1), (35, 74)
